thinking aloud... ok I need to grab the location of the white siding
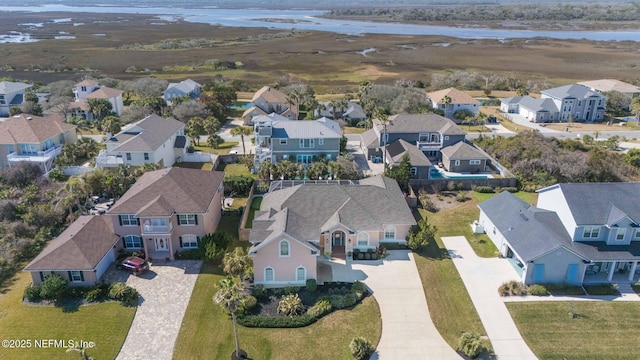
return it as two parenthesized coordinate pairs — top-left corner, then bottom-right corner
(95, 247), (116, 281)
(536, 186), (577, 237)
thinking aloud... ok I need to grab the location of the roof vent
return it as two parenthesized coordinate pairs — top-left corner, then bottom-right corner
(26, 117), (32, 120)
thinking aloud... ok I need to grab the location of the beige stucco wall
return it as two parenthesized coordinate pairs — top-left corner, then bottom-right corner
(253, 234), (317, 287)
(30, 270), (98, 287)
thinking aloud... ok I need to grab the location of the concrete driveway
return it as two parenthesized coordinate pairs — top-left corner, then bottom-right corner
(350, 250), (460, 359)
(442, 236), (537, 360)
(103, 260), (202, 360)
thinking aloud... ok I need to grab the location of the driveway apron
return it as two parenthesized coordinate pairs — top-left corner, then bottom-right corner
(442, 236), (537, 360)
(115, 260), (202, 360)
(351, 250), (459, 359)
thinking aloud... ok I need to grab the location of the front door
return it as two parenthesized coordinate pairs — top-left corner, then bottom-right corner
(155, 238), (169, 251)
(332, 231), (345, 246)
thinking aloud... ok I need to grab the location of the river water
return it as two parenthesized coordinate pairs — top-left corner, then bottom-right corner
(1, 5), (639, 41)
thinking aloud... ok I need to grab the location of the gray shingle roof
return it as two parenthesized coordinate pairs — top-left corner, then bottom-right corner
(252, 176), (416, 245)
(108, 167), (224, 215)
(546, 183), (640, 225)
(374, 114), (465, 136)
(164, 79), (201, 95)
(0, 81), (31, 94)
(24, 216), (119, 271)
(518, 97), (558, 112)
(109, 114), (184, 152)
(360, 128), (379, 149)
(441, 142), (491, 160)
(317, 101), (366, 120)
(270, 117), (342, 139)
(386, 139), (432, 167)
(541, 84), (600, 99)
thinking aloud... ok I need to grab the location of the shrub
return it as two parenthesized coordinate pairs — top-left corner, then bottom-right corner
(473, 186), (494, 193)
(24, 283), (42, 302)
(284, 286), (300, 295)
(502, 187), (518, 193)
(352, 281), (366, 295)
(376, 245), (387, 258)
(176, 249), (201, 260)
(239, 295), (258, 314)
(85, 285), (108, 303)
(278, 294), (304, 317)
(526, 284), (549, 296)
(498, 280), (527, 296)
(251, 284), (267, 300)
(306, 299), (333, 318)
(457, 332), (483, 358)
(121, 287), (139, 306)
(585, 284), (620, 296)
(48, 168), (67, 182)
(349, 337), (374, 360)
(455, 191), (469, 202)
(238, 314), (316, 328)
(305, 279), (317, 292)
(108, 282), (129, 300)
(199, 232), (232, 262)
(39, 274), (68, 300)
(223, 175), (254, 197)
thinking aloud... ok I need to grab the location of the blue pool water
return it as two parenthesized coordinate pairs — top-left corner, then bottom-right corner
(231, 102), (252, 110)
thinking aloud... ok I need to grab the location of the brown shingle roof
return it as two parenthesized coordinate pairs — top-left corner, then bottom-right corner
(108, 167), (224, 215)
(75, 79), (99, 87)
(252, 86), (287, 104)
(84, 86), (124, 99)
(0, 114), (76, 144)
(24, 216), (119, 271)
(427, 87), (479, 105)
(441, 141), (490, 160)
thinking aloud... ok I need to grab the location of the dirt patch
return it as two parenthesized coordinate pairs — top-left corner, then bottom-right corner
(354, 65), (398, 77)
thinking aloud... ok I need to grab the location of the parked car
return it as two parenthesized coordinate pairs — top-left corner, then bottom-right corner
(118, 256), (150, 275)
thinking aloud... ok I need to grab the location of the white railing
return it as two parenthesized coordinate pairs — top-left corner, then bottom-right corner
(142, 222), (173, 234)
(7, 145), (61, 162)
(95, 150), (123, 167)
(181, 151), (213, 163)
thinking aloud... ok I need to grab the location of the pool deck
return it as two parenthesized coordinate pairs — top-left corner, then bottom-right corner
(429, 168), (494, 179)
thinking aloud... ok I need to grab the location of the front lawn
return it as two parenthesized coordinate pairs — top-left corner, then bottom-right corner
(216, 163), (256, 178)
(173, 263), (382, 360)
(507, 302), (640, 359)
(0, 272), (135, 360)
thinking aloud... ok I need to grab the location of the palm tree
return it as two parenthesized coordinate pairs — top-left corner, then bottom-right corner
(223, 247), (251, 277)
(100, 116), (121, 135)
(230, 126), (253, 155)
(442, 95), (452, 118)
(213, 277), (248, 360)
(373, 107), (391, 171)
(286, 89), (301, 120)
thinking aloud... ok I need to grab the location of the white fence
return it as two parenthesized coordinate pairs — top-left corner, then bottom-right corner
(60, 166), (96, 176)
(181, 152), (215, 163)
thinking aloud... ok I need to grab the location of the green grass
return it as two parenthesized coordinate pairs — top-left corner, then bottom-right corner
(194, 142), (239, 155)
(507, 302), (640, 359)
(0, 272), (136, 360)
(342, 126), (367, 134)
(218, 163), (256, 178)
(244, 196), (263, 229)
(174, 162), (213, 171)
(173, 262), (382, 360)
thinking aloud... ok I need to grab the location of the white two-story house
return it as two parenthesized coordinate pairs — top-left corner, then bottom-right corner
(0, 81), (32, 117)
(71, 79), (125, 119)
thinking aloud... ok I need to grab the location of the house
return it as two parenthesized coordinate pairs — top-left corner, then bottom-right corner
(501, 84), (607, 123)
(24, 215), (120, 286)
(0, 114), (77, 172)
(253, 116), (342, 170)
(314, 101), (366, 125)
(71, 79), (125, 118)
(107, 167), (225, 261)
(361, 113), (466, 163)
(0, 81), (32, 116)
(385, 139), (431, 179)
(163, 79), (202, 105)
(249, 176), (416, 286)
(440, 141), (491, 173)
(96, 114), (189, 168)
(427, 87), (480, 121)
(243, 86), (295, 124)
(478, 183), (640, 285)
(578, 79), (640, 99)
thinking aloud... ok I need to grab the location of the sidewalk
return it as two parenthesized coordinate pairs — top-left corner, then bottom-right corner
(502, 282), (640, 302)
(442, 236), (537, 360)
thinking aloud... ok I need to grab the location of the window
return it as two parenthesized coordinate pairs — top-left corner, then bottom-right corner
(181, 234), (199, 248)
(635, 229), (640, 238)
(283, 154), (289, 160)
(279, 240), (290, 257)
(178, 214), (197, 226)
(418, 133), (429, 142)
(357, 232), (369, 247)
(299, 139), (314, 148)
(616, 228), (626, 241)
(578, 101), (582, 107)
(583, 226), (600, 238)
(265, 267), (274, 282)
(0, 95), (5, 105)
(326, 154), (331, 161)
(126, 153), (132, 161)
(469, 160), (481, 165)
(384, 226), (396, 240)
(410, 167), (417, 177)
(19, 144), (38, 155)
(296, 154), (313, 164)
(454, 160), (460, 166)
(280, 139), (287, 145)
(120, 214), (138, 226)
(6, 145), (15, 154)
(124, 235), (142, 248)
(81, 86), (87, 91)
(70, 271), (82, 282)
(296, 267), (306, 282)
(443, 135), (449, 141)
(144, 153), (149, 161)
(318, 138), (324, 145)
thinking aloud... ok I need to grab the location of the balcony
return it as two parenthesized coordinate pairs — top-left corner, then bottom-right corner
(7, 145), (61, 164)
(95, 150), (123, 168)
(142, 222), (173, 235)
(416, 140), (442, 151)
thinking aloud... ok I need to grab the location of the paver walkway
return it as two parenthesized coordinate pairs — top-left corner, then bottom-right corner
(442, 236), (538, 360)
(350, 250), (460, 359)
(113, 260), (202, 360)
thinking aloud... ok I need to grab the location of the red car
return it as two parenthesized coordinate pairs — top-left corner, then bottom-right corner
(118, 256), (150, 275)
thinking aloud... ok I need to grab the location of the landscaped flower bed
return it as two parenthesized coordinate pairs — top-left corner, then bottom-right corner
(237, 280), (368, 328)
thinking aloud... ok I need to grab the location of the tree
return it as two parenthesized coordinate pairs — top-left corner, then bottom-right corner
(213, 277), (248, 360)
(134, 96), (166, 115)
(207, 134), (224, 149)
(515, 86), (529, 96)
(257, 159), (274, 181)
(223, 247), (251, 277)
(604, 90), (631, 117)
(407, 218), (437, 251)
(100, 115), (122, 135)
(87, 98), (113, 120)
(387, 153), (412, 191)
(186, 116), (206, 146)
(373, 107), (391, 170)
(631, 96), (640, 121)
(286, 89), (301, 120)
(230, 126), (253, 155)
(200, 81), (237, 122)
(171, 100), (208, 122)
(306, 161), (328, 180)
(130, 77), (168, 98)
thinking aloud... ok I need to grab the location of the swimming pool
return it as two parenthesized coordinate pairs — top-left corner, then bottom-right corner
(231, 102), (252, 110)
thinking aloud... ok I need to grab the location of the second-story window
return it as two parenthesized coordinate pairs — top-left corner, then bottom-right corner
(178, 214), (197, 226)
(299, 139), (314, 148)
(126, 153), (132, 161)
(280, 139), (287, 145)
(318, 138), (324, 145)
(120, 214), (138, 226)
(144, 153), (149, 161)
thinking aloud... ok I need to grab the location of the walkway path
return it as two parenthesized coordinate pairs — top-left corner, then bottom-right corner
(114, 260), (202, 360)
(351, 250), (459, 359)
(442, 236), (537, 360)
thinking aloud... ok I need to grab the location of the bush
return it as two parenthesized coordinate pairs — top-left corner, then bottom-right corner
(85, 285), (108, 303)
(306, 299), (333, 318)
(24, 283), (42, 301)
(239, 295), (258, 314)
(349, 337), (374, 360)
(501, 187), (518, 193)
(376, 245), (387, 258)
(238, 314), (316, 328)
(109, 282), (129, 300)
(278, 294), (304, 317)
(457, 332), (483, 358)
(48, 168), (67, 182)
(498, 280), (528, 296)
(251, 284), (267, 300)
(473, 186), (494, 193)
(176, 249), (201, 260)
(284, 286), (300, 295)
(526, 284), (549, 296)
(455, 191), (469, 202)
(322, 292), (358, 310)
(223, 175), (254, 197)
(352, 281), (366, 295)
(121, 287), (139, 306)
(305, 279), (317, 292)
(39, 274), (68, 300)
(199, 232), (232, 262)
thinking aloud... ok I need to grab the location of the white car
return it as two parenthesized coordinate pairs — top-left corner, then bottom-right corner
(229, 150), (238, 155)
